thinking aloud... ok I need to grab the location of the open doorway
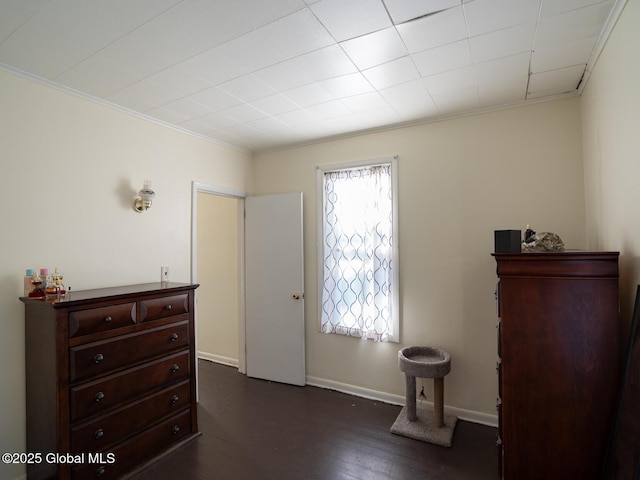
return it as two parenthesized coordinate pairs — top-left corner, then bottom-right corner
(191, 182), (246, 374)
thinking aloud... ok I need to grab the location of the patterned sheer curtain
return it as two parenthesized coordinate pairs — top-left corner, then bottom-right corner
(320, 164), (393, 342)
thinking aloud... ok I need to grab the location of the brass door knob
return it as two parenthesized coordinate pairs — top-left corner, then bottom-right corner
(292, 292), (303, 300)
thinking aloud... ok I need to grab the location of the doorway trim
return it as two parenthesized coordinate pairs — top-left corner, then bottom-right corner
(191, 181), (247, 375)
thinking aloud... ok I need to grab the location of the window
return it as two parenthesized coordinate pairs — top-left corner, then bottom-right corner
(317, 157), (399, 342)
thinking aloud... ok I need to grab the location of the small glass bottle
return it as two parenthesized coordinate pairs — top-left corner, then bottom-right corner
(24, 269), (35, 296)
(53, 268), (65, 295)
(45, 274), (60, 300)
(28, 272), (45, 298)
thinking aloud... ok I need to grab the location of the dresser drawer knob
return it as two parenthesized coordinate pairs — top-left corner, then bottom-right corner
(170, 333), (179, 342)
(94, 428), (104, 439)
(171, 364), (180, 373)
(94, 391), (105, 402)
(103, 316), (112, 323)
(171, 394), (179, 404)
(172, 425), (180, 435)
(96, 466), (106, 477)
(165, 304), (172, 311)
(94, 353), (104, 363)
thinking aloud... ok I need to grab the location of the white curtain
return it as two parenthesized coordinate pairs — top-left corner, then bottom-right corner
(320, 164), (393, 342)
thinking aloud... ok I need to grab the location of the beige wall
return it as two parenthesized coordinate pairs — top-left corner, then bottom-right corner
(581, 0), (640, 321)
(0, 69), (252, 480)
(253, 98), (586, 420)
(196, 192), (240, 364)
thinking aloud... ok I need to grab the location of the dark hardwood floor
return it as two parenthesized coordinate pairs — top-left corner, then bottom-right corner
(131, 359), (498, 480)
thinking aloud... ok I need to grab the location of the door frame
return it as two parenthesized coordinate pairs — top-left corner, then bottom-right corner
(191, 181), (247, 377)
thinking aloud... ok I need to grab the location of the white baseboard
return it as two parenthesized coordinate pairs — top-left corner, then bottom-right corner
(196, 358), (498, 428)
(306, 375), (498, 428)
(197, 351), (238, 368)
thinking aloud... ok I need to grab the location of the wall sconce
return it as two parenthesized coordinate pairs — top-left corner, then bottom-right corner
(133, 180), (156, 213)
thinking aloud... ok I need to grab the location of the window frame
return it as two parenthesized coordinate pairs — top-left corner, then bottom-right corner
(316, 156), (400, 342)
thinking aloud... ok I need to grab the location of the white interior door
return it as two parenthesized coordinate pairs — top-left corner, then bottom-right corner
(245, 193), (305, 386)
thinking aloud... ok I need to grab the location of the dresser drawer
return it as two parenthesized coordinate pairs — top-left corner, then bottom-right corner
(69, 322), (189, 383)
(70, 351), (190, 423)
(140, 294), (189, 322)
(71, 409), (192, 480)
(70, 380), (190, 453)
(69, 302), (136, 338)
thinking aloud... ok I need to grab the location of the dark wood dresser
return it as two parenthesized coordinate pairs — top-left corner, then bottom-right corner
(21, 282), (199, 480)
(493, 252), (620, 479)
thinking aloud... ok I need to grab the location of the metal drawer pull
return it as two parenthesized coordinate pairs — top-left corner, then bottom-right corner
(94, 353), (104, 363)
(96, 466), (106, 477)
(94, 391), (105, 402)
(164, 304), (172, 311)
(171, 364), (180, 373)
(171, 395), (179, 404)
(94, 428), (104, 439)
(170, 333), (179, 342)
(172, 425), (180, 435)
(103, 316), (112, 323)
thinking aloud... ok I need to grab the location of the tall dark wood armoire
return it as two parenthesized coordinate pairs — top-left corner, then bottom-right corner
(493, 252), (620, 479)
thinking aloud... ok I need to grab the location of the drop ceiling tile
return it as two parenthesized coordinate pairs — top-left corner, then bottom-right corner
(190, 86), (243, 111)
(118, 79), (183, 108)
(0, 0), (48, 43)
(219, 103), (269, 123)
(152, 0), (252, 48)
(306, 100), (352, 119)
(275, 108), (318, 127)
(215, 29), (286, 73)
(477, 77), (528, 107)
(540, 0), (613, 18)
(424, 65), (476, 96)
(379, 78), (438, 121)
(432, 86), (480, 115)
(254, 57), (321, 92)
(0, 25), (89, 78)
(54, 54), (144, 98)
(464, 0), (541, 37)
(145, 105), (192, 124)
(181, 47), (250, 86)
(292, 44), (359, 81)
(340, 91), (389, 113)
(383, 0), (461, 24)
(531, 36), (597, 73)
(161, 97), (214, 119)
(282, 83), (335, 107)
(340, 27), (407, 70)
(184, 111), (241, 130)
(396, 6), (467, 53)
(220, 0), (307, 29)
(260, 8), (335, 59)
(528, 63), (586, 94)
(474, 52), (530, 85)
(246, 116), (291, 135)
(412, 39), (472, 77)
(218, 74), (277, 102)
(309, 0), (392, 42)
(146, 63), (214, 98)
(535, 1), (615, 48)
(469, 22), (536, 63)
(362, 56), (421, 90)
(249, 94), (300, 116)
(319, 73), (375, 98)
(357, 106), (403, 129)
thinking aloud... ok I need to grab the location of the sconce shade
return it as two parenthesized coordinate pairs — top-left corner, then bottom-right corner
(134, 180), (155, 213)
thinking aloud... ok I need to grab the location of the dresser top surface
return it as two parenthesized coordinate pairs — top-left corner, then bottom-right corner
(20, 282), (199, 308)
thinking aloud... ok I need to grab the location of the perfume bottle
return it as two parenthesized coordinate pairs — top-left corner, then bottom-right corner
(28, 272), (45, 298)
(24, 269), (35, 296)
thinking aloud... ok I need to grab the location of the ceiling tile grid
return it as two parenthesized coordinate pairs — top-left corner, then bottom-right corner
(0, 0), (623, 152)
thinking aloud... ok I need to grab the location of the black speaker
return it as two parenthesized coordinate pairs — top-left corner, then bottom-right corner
(494, 230), (521, 253)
